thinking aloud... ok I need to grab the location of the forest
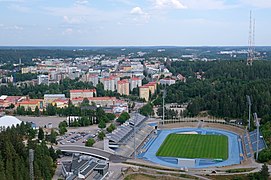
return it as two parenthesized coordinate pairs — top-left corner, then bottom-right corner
(164, 60), (271, 120)
(0, 123), (58, 180)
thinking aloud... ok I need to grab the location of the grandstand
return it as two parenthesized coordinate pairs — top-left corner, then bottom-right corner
(249, 130), (266, 152)
(243, 133), (252, 158)
(106, 113), (154, 157)
(243, 129), (267, 159)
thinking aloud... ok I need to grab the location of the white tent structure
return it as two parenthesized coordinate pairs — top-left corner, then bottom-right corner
(0, 116), (22, 131)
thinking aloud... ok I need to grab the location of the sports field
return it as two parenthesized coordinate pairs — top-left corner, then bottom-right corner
(156, 134), (228, 159)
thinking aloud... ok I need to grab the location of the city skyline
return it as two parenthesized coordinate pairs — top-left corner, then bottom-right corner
(0, 0), (271, 46)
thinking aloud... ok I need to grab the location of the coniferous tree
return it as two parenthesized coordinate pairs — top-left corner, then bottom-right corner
(38, 127), (44, 140)
(0, 155), (6, 180)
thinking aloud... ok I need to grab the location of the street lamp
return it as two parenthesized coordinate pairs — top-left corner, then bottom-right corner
(162, 89), (167, 126)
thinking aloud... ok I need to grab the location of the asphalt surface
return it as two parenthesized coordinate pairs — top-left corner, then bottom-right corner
(58, 145), (128, 163)
(16, 115), (66, 128)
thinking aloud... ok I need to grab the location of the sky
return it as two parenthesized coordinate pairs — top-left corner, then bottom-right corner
(0, 0), (270, 46)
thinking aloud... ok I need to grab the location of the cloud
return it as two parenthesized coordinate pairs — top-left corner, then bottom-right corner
(130, 7), (145, 15)
(154, 0), (187, 9)
(130, 7), (150, 24)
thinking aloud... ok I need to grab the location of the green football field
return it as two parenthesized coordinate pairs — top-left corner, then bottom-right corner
(156, 134), (228, 160)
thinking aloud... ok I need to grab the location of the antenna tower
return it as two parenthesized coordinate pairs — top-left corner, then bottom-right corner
(247, 11), (255, 66)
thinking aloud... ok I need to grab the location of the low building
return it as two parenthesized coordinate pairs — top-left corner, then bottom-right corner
(177, 74), (186, 82)
(61, 154), (109, 180)
(70, 89), (96, 99)
(71, 97), (117, 107)
(17, 99), (44, 111)
(52, 98), (70, 108)
(0, 95), (26, 108)
(117, 79), (129, 96)
(160, 78), (176, 86)
(44, 94), (65, 105)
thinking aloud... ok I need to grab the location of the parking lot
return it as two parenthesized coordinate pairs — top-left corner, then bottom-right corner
(57, 130), (100, 146)
(56, 123), (109, 147)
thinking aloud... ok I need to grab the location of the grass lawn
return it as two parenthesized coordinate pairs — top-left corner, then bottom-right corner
(156, 134), (228, 159)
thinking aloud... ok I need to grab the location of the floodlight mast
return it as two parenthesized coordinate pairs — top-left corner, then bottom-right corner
(246, 95), (252, 130)
(253, 112), (259, 160)
(162, 89), (167, 126)
(29, 149), (34, 180)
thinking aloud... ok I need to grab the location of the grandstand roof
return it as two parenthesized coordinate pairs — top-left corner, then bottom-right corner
(0, 116), (22, 128)
(107, 113), (147, 144)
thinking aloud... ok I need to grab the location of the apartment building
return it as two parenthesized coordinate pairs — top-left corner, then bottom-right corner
(130, 77), (142, 91)
(139, 86), (150, 101)
(117, 79), (129, 96)
(37, 75), (49, 85)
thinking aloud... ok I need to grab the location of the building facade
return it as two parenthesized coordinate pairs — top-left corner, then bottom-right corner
(117, 79), (129, 96)
(139, 86), (150, 101)
(159, 78), (176, 86)
(70, 89), (96, 99)
(44, 94), (65, 105)
(37, 75), (49, 85)
(71, 97), (117, 107)
(129, 77), (142, 91)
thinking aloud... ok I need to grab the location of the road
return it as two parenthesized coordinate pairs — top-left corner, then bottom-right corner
(57, 145), (128, 163)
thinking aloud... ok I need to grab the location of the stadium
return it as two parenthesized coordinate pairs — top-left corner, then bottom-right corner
(135, 120), (267, 169)
(106, 114), (266, 169)
(138, 127), (242, 168)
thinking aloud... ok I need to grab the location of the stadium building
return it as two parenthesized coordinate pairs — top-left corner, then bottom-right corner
(0, 116), (22, 131)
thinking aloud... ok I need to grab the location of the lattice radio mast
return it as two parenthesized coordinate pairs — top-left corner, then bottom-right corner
(247, 11), (255, 66)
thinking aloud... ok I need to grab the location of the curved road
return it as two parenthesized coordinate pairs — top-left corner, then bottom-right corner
(58, 145), (128, 163)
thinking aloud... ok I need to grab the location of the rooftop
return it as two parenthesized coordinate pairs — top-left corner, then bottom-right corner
(18, 99), (43, 105)
(72, 97), (117, 101)
(117, 79), (129, 84)
(70, 89), (96, 93)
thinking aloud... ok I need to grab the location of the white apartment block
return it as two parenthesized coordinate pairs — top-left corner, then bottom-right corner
(38, 75), (49, 85)
(129, 77), (142, 91)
